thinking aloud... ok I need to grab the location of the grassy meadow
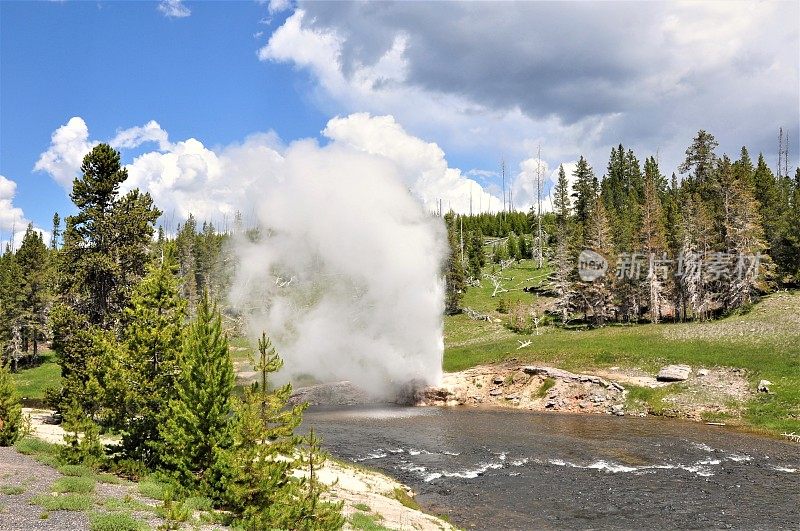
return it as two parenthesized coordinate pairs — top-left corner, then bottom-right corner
(445, 258), (800, 435)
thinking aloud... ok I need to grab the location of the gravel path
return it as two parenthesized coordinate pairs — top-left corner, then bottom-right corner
(0, 447), (88, 531)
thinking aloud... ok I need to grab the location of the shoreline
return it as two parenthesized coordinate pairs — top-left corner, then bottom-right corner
(417, 361), (792, 439)
(19, 408), (454, 531)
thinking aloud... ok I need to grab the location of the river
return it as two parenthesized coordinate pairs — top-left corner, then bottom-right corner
(303, 406), (799, 530)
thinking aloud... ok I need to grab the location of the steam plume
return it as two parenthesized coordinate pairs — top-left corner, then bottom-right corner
(229, 139), (446, 397)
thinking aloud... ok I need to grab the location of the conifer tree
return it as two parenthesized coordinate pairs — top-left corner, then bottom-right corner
(116, 246), (186, 466)
(553, 164), (571, 224)
(53, 143), (160, 414)
(466, 230), (485, 279)
(15, 225), (50, 361)
(679, 130), (719, 186)
(718, 157), (767, 310)
(60, 395), (104, 466)
(222, 334), (343, 529)
(571, 156), (598, 227)
(0, 248), (24, 370)
(578, 200), (615, 325)
(0, 358), (24, 446)
(443, 213), (465, 314)
(677, 195), (715, 320)
(506, 232), (520, 260)
(639, 158), (668, 322)
(160, 292), (234, 496)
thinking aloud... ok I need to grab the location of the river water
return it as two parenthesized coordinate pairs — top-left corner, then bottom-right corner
(303, 406), (799, 530)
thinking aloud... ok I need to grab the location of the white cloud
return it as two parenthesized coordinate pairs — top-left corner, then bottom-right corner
(268, 0), (291, 15)
(322, 113), (500, 213)
(34, 117), (97, 190)
(38, 114), (504, 226)
(157, 0), (190, 19)
(0, 175), (48, 251)
(110, 120), (171, 151)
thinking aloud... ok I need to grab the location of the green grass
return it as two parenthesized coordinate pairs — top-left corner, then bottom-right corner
(10, 349), (61, 401)
(535, 377), (556, 398)
(353, 502), (371, 512)
(89, 511), (149, 531)
(30, 493), (93, 511)
(52, 476), (96, 494)
(58, 464), (93, 477)
(461, 259), (551, 314)
(625, 384), (683, 416)
(137, 477), (172, 501)
(391, 488), (421, 511)
(103, 496), (152, 513)
(350, 512), (390, 531)
(1, 485), (25, 495)
(446, 284), (800, 435)
(14, 437), (61, 467)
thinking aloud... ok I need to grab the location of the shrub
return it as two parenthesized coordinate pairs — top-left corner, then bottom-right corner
(0, 359), (24, 446)
(89, 512), (147, 531)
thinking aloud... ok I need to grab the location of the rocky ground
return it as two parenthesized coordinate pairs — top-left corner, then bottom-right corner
(418, 362), (755, 423)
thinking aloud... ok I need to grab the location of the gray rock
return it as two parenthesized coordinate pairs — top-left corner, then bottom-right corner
(611, 382), (625, 392)
(489, 387), (503, 396)
(697, 369), (709, 377)
(493, 376), (504, 385)
(657, 364), (692, 382)
(610, 404), (625, 416)
(757, 380), (772, 393)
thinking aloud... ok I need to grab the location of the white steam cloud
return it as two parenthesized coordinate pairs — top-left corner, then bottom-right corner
(229, 139), (446, 397)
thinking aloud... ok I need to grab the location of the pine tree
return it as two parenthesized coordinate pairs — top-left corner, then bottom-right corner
(222, 334), (343, 529)
(571, 156), (598, 226)
(443, 213), (465, 314)
(15, 225), (50, 362)
(677, 195), (715, 320)
(718, 157), (767, 311)
(679, 130), (719, 186)
(579, 200), (615, 325)
(59, 395), (104, 466)
(160, 292), (234, 496)
(506, 232), (520, 260)
(116, 246), (186, 466)
(0, 358), (24, 446)
(0, 248), (25, 370)
(553, 164), (571, 224)
(466, 230), (485, 279)
(54, 143), (160, 414)
(639, 158), (668, 322)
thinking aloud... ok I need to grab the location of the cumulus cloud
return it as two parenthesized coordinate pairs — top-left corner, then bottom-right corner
(34, 117), (96, 189)
(0, 175), (48, 251)
(36, 114), (503, 222)
(158, 0), (190, 19)
(110, 120), (172, 151)
(260, 1), (799, 181)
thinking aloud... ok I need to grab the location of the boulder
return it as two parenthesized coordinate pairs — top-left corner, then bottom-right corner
(489, 387), (503, 397)
(657, 364), (692, 382)
(757, 380), (772, 393)
(697, 369), (709, 377)
(493, 376), (504, 385)
(610, 404), (625, 416)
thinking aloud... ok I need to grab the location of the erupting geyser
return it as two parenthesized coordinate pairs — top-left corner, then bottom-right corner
(229, 139), (447, 399)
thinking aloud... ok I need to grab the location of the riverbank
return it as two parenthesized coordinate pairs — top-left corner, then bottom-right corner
(444, 289), (800, 435)
(419, 362), (762, 428)
(5, 410), (453, 531)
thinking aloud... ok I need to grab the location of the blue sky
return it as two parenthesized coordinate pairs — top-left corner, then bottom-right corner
(1, 0), (798, 244)
(1, 1), (328, 231)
